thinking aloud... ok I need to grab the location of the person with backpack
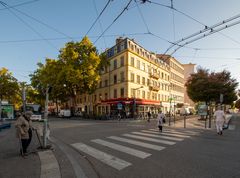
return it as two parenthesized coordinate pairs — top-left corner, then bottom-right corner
(157, 110), (165, 132)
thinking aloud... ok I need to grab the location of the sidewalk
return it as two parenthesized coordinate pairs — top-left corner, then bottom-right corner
(0, 121), (90, 178)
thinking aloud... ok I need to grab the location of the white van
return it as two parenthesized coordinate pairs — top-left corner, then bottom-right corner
(180, 107), (190, 116)
(58, 110), (71, 118)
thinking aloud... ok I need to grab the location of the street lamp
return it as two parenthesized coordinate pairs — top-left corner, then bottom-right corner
(133, 86), (143, 119)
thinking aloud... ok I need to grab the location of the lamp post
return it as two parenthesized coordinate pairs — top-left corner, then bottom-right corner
(133, 86), (143, 119)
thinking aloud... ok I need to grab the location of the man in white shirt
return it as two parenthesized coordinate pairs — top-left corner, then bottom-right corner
(214, 105), (225, 135)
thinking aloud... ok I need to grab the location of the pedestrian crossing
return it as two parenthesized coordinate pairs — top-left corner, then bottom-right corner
(71, 128), (200, 171)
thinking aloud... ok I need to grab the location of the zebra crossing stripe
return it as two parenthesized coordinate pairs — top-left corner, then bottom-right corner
(141, 130), (190, 138)
(131, 132), (183, 141)
(108, 136), (165, 151)
(149, 129), (197, 135)
(123, 134), (176, 145)
(92, 139), (151, 159)
(155, 128), (198, 134)
(71, 142), (131, 170)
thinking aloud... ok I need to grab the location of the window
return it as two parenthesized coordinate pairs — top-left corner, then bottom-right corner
(147, 92), (150, 99)
(131, 89), (135, 97)
(137, 90), (140, 98)
(142, 63), (145, 71)
(99, 94), (102, 101)
(94, 95), (96, 102)
(137, 75), (140, 84)
(147, 79), (150, 86)
(105, 93), (108, 100)
(131, 73), (135, 82)
(99, 81), (102, 88)
(137, 60), (140, 69)
(120, 56), (124, 66)
(131, 57), (134, 66)
(105, 80), (108, 87)
(114, 59), (117, 69)
(142, 91), (145, 99)
(114, 75), (117, 84)
(120, 72), (124, 82)
(120, 88), (124, 97)
(114, 89), (117, 98)
(142, 77), (145, 85)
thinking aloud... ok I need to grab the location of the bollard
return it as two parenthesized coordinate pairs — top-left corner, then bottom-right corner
(184, 115), (186, 128)
(43, 119), (47, 148)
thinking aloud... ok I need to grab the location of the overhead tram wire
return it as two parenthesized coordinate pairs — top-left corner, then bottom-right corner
(92, 0), (107, 48)
(144, 0), (240, 53)
(0, 1), (57, 50)
(3, 2), (73, 40)
(84, 0), (112, 38)
(0, 0), (39, 11)
(94, 0), (134, 45)
(134, 0), (150, 33)
(170, 18), (240, 55)
(0, 32), (150, 44)
(165, 13), (240, 54)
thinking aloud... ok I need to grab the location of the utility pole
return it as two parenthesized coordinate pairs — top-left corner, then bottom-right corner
(43, 85), (50, 148)
(22, 86), (26, 113)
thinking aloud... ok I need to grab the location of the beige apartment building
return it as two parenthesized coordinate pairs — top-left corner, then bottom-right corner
(75, 37), (186, 117)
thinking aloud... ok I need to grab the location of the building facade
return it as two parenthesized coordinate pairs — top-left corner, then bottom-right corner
(76, 37), (186, 117)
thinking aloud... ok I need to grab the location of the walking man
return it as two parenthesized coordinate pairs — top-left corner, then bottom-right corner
(157, 110), (165, 132)
(214, 105), (225, 135)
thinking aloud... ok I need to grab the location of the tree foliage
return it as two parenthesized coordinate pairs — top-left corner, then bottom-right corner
(186, 68), (238, 105)
(30, 36), (106, 109)
(0, 68), (20, 104)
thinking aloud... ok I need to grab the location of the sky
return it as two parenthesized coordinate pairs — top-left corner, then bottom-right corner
(0, 0), (240, 89)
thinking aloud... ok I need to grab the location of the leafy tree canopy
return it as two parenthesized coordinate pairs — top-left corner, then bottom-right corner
(0, 67), (19, 103)
(186, 67), (238, 105)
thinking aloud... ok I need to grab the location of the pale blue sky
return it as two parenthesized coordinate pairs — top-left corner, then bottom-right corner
(0, 0), (240, 88)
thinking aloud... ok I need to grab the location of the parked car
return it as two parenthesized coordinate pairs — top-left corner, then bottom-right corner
(58, 109), (71, 118)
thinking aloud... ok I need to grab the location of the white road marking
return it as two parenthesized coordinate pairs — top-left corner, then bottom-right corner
(123, 134), (176, 145)
(228, 125), (236, 130)
(72, 142), (131, 170)
(92, 139), (151, 159)
(38, 150), (61, 178)
(141, 130), (190, 138)
(108, 136), (165, 151)
(131, 132), (183, 141)
(149, 129), (197, 135)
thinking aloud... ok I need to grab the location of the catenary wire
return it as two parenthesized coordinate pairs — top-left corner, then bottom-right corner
(84, 0), (112, 37)
(92, 0), (107, 48)
(3, 2), (73, 40)
(0, 0), (39, 11)
(0, 1), (57, 50)
(94, 0), (133, 44)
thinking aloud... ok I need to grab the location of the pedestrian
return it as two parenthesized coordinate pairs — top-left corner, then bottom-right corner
(15, 111), (34, 156)
(214, 105), (225, 135)
(147, 111), (151, 122)
(157, 110), (165, 132)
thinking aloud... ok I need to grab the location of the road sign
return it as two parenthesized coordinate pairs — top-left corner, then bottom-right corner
(117, 103), (123, 110)
(198, 104), (207, 116)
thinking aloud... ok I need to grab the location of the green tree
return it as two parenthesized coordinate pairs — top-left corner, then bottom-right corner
(186, 68), (238, 105)
(0, 68), (19, 118)
(58, 36), (106, 112)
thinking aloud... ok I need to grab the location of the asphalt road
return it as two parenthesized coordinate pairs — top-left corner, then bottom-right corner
(48, 115), (240, 178)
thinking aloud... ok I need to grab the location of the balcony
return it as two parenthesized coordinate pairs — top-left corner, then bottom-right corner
(149, 85), (160, 91)
(149, 72), (160, 79)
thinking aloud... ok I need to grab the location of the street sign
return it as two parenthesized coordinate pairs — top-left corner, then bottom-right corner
(198, 104), (207, 116)
(117, 103), (123, 110)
